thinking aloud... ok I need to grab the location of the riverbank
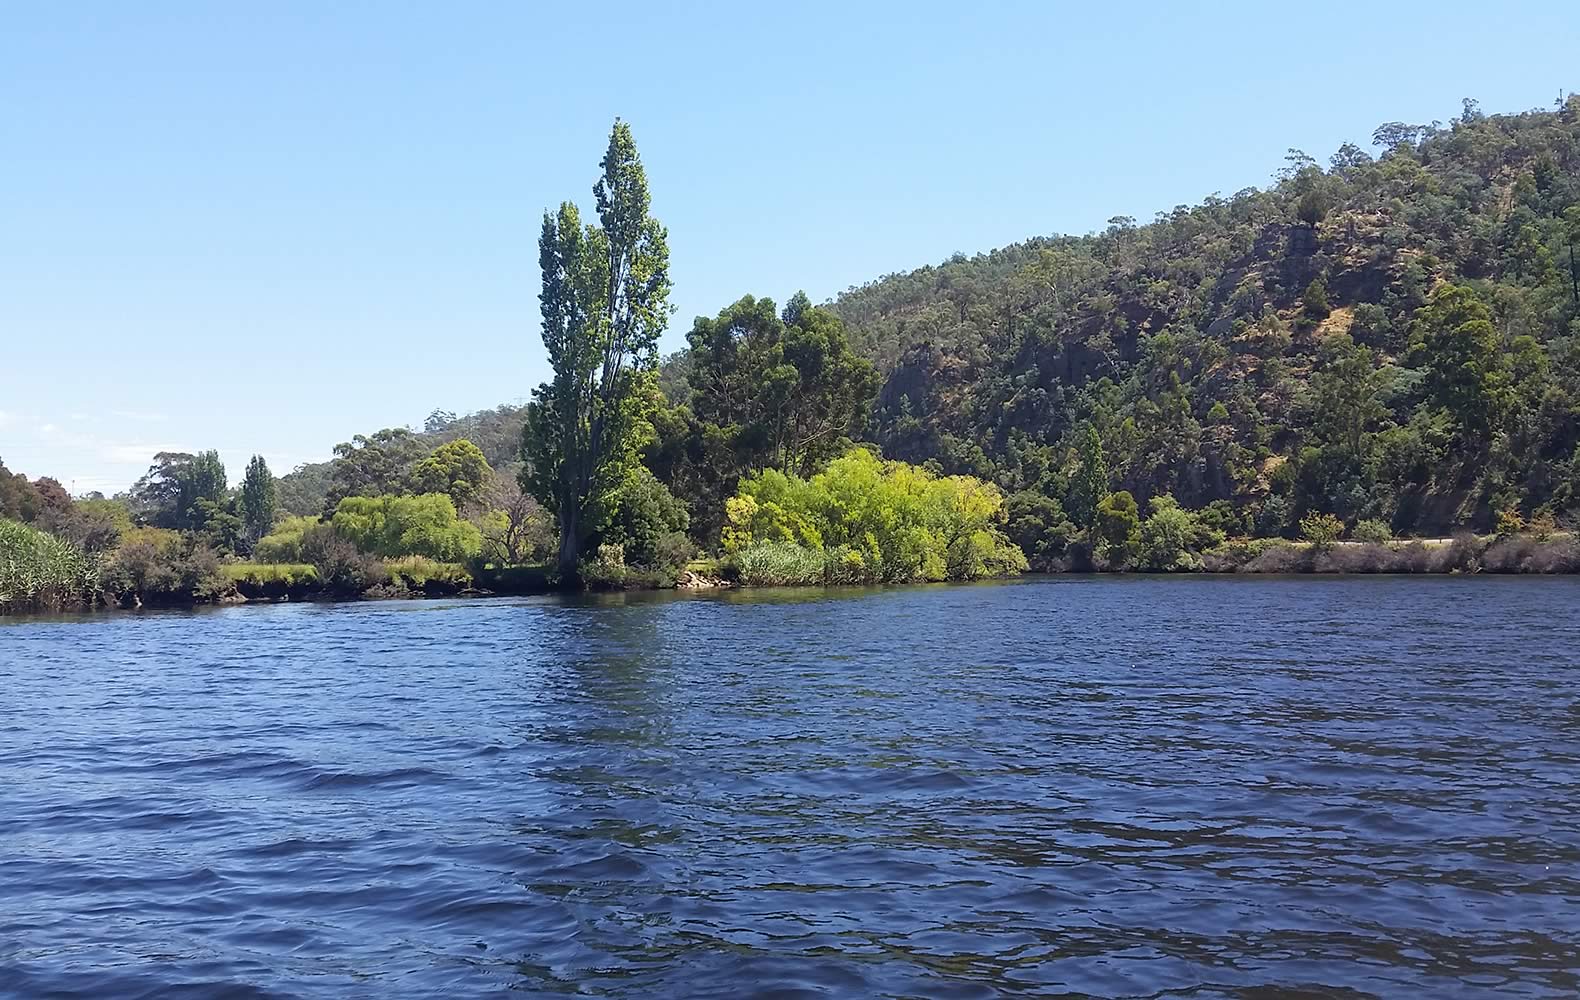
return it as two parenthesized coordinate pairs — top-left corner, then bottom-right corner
(6, 532), (1577, 618)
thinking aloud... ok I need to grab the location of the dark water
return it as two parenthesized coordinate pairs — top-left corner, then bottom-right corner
(2, 578), (1579, 998)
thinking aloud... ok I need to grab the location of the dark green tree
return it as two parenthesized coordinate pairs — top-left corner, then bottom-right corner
(240, 455), (279, 546)
(131, 450), (227, 530)
(412, 439), (492, 512)
(522, 121), (672, 580)
(1408, 284), (1508, 438)
(660, 291), (880, 543)
(1066, 425), (1109, 528)
(324, 429), (423, 515)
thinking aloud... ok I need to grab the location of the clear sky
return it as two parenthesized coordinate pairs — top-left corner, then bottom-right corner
(3, 2), (1576, 494)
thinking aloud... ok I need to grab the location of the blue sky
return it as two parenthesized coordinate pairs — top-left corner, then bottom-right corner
(2, 2), (1576, 494)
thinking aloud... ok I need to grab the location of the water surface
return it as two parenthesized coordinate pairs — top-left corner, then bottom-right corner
(2, 577), (1578, 997)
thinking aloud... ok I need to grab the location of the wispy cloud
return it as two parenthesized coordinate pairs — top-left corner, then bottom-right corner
(108, 409), (169, 423)
(102, 443), (192, 465)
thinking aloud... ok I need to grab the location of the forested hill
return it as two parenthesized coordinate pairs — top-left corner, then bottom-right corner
(828, 97), (1580, 534)
(286, 96), (1580, 536)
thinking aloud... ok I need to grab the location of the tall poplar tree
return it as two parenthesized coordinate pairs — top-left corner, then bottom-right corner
(522, 121), (672, 578)
(240, 454), (279, 546)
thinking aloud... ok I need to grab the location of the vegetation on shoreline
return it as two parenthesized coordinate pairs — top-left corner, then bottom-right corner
(7, 97), (1580, 614)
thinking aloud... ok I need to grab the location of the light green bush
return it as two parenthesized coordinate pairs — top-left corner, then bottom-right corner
(1351, 519), (1393, 544)
(0, 518), (98, 612)
(253, 515), (321, 563)
(722, 449), (1025, 584)
(384, 555), (472, 590)
(222, 563), (318, 586)
(331, 494), (482, 561)
(731, 540), (826, 587)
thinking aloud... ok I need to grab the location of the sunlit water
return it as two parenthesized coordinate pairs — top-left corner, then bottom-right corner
(2, 577), (1578, 998)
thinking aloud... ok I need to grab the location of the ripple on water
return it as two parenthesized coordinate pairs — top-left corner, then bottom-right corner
(1, 579), (1579, 997)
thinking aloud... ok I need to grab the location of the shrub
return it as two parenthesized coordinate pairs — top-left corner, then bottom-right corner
(1495, 507), (1526, 537)
(1242, 541), (1308, 574)
(331, 493), (482, 561)
(384, 556), (473, 594)
(1299, 512), (1345, 551)
(222, 562), (318, 585)
(1005, 491), (1075, 570)
(0, 518), (99, 613)
(1255, 495), (1292, 538)
(223, 562), (319, 600)
(579, 543), (631, 590)
(1482, 535), (1580, 573)
(730, 540), (826, 587)
(1351, 518), (1393, 544)
(723, 449), (1025, 584)
(1528, 511), (1558, 541)
(101, 530), (230, 606)
(600, 467), (691, 570)
(1137, 494), (1211, 571)
(254, 515), (321, 563)
(299, 524), (389, 596)
(1094, 491), (1139, 564)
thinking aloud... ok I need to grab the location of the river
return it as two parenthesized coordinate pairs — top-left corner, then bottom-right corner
(2, 577), (1577, 997)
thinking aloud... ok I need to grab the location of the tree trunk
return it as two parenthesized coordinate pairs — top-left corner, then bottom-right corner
(557, 508), (580, 583)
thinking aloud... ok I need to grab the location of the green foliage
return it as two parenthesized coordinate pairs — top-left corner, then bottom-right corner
(193, 496), (245, 556)
(1136, 494), (1220, 571)
(222, 562), (318, 586)
(240, 455), (279, 546)
(330, 493), (482, 562)
(49, 497), (128, 556)
(1005, 490), (1076, 569)
(477, 474), (554, 566)
(722, 448), (1025, 584)
(1351, 518), (1393, 543)
(131, 450), (227, 530)
(1301, 277), (1331, 326)
(1495, 507), (1527, 537)
(0, 457), (45, 522)
(411, 439), (492, 512)
(1066, 425), (1109, 528)
(0, 519), (99, 613)
(1299, 512), (1345, 551)
(253, 515), (322, 563)
(101, 529), (230, 606)
(826, 100), (1580, 537)
(729, 540), (827, 587)
(384, 556), (473, 593)
(1407, 283), (1509, 439)
(1094, 491), (1140, 563)
(598, 466), (691, 570)
(297, 523), (389, 596)
(522, 121), (671, 578)
(323, 429), (424, 516)
(650, 292), (881, 542)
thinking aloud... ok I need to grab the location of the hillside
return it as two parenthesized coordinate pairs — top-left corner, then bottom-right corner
(829, 97), (1580, 534)
(281, 96), (1580, 539)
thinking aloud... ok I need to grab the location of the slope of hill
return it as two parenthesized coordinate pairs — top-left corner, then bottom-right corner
(830, 97), (1580, 534)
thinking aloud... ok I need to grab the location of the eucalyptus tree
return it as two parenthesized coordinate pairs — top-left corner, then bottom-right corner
(522, 121), (672, 578)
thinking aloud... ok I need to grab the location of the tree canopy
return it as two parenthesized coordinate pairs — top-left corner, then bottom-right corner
(521, 120), (672, 578)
